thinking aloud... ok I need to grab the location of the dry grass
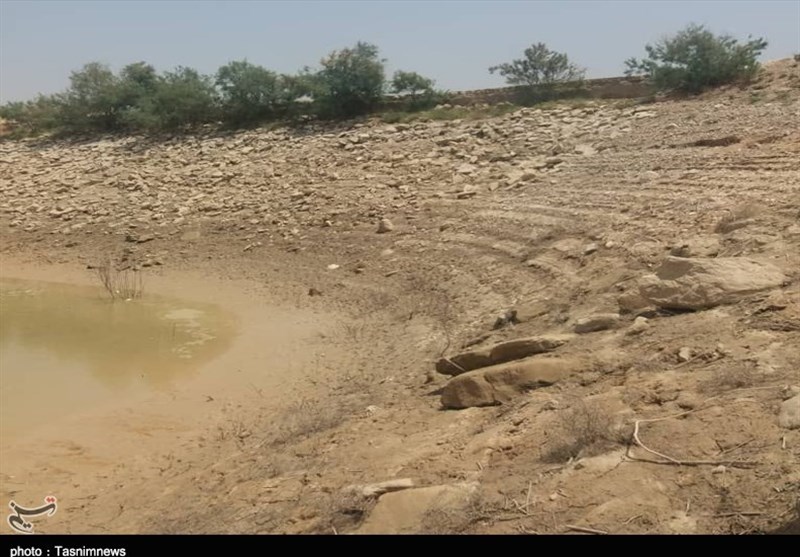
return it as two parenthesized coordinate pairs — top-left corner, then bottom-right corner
(702, 365), (758, 393)
(419, 491), (494, 534)
(542, 400), (622, 463)
(94, 260), (144, 300)
(268, 396), (348, 446)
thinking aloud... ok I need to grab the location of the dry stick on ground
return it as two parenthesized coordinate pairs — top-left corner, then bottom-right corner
(566, 524), (608, 535)
(626, 386), (783, 468)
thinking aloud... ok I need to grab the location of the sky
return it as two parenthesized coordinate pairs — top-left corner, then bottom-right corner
(1, 0), (799, 103)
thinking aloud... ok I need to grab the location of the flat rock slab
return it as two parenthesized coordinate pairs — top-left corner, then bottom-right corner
(357, 483), (477, 534)
(441, 357), (582, 409)
(574, 313), (620, 333)
(436, 335), (570, 376)
(639, 256), (787, 310)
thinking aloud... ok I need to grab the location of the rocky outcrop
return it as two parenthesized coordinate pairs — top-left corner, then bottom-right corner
(639, 256), (787, 310)
(440, 357), (581, 409)
(435, 335), (570, 376)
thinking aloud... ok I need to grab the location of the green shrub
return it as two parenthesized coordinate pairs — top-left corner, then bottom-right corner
(125, 67), (218, 131)
(624, 24), (768, 93)
(216, 60), (282, 125)
(490, 42), (585, 101)
(315, 41), (386, 117)
(56, 62), (123, 132)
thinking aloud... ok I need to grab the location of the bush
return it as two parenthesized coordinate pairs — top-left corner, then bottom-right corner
(624, 24), (768, 93)
(490, 43), (584, 90)
(216, 60), (282, 125)
(56, 62), (123, 132)
(125, 67), (218, 131)
(315, 41), (386, 117)
(390, 70), (444, 110)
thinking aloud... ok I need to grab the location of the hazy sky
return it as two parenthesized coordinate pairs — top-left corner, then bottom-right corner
(1, 0), (799, 102)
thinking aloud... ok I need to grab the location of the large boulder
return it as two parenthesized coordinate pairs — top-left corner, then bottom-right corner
(441, 357), (581, 409)
(435, 335), (569, 376)
(639, 256), (787, 310)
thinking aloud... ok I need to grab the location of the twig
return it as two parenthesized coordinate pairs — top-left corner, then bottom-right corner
(623, 514), (643, 525)
(713, 511), (764, 518)
(718, 438), (754, 455)
(628, 420), (756, 467)
(566, 524), (608, 535)
(525, 481), (533, 514)
(624, 387), (783, 468)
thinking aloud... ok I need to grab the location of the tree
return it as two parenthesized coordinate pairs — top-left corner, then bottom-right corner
(624, 24), (768, 93)
(315, 41), (386, 117)
(126, 67), (217, 130)
(490, 43), (585, 88)
(391, 70), (435, 97)
(216, 60), (281, 125)
(58, 62), (122, 132)
(117, 62), (159, 109)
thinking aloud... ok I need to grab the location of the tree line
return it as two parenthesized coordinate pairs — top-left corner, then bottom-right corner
(0, 25), (770, 137)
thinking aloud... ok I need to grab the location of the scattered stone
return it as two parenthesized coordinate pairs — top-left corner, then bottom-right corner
(583, 243), (599, 255)
(574, 313), (620, 334)
(778, 395), (800, 429)
(492, 310), (519, 330)
(639, 256), (787, 310)
(326, 264), (340, 270)
(626, 316), (649, 335)
(677, 347), (694, 362)
(441, 357), (581, 409)
(377, 218), (394, 233)
(308, 288), (322, 296)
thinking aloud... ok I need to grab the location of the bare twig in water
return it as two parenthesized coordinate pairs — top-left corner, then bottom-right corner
(94, 259), (144, 300)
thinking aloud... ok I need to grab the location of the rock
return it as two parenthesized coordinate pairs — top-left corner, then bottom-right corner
(435, 349), (493, 376)
(574, 313), (620, 334)
(492, 309), (519, 330)
(349, 478), (416, 498)
(358, 483), (477, 534)
(626, 316), (649, 335)
(677, 347), (694, 362)
(583, 243), (599, 255)
(669, 235), (721, 258)
(778, 395), (800, 429)
(639, 256), (787, 310)
(377, 218), (394, 233)
(435, 335), (569, 376)
(618, 291), (653, 314)
(441, 357), (581, 409)
(489, 335), (569, 364)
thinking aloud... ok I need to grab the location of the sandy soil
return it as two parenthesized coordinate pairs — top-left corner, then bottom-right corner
(1, 59), (798, 534)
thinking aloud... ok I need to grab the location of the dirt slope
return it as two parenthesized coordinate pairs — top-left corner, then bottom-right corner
(1, 59), (798, 534)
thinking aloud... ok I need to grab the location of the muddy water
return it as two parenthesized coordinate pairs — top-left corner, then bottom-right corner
(0, 278), (236, 439)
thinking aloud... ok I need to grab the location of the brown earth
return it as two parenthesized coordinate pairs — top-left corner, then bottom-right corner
(1, 59), (799, 534)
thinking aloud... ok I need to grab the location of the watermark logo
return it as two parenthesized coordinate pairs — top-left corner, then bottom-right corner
(7, 496), (57, 534)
